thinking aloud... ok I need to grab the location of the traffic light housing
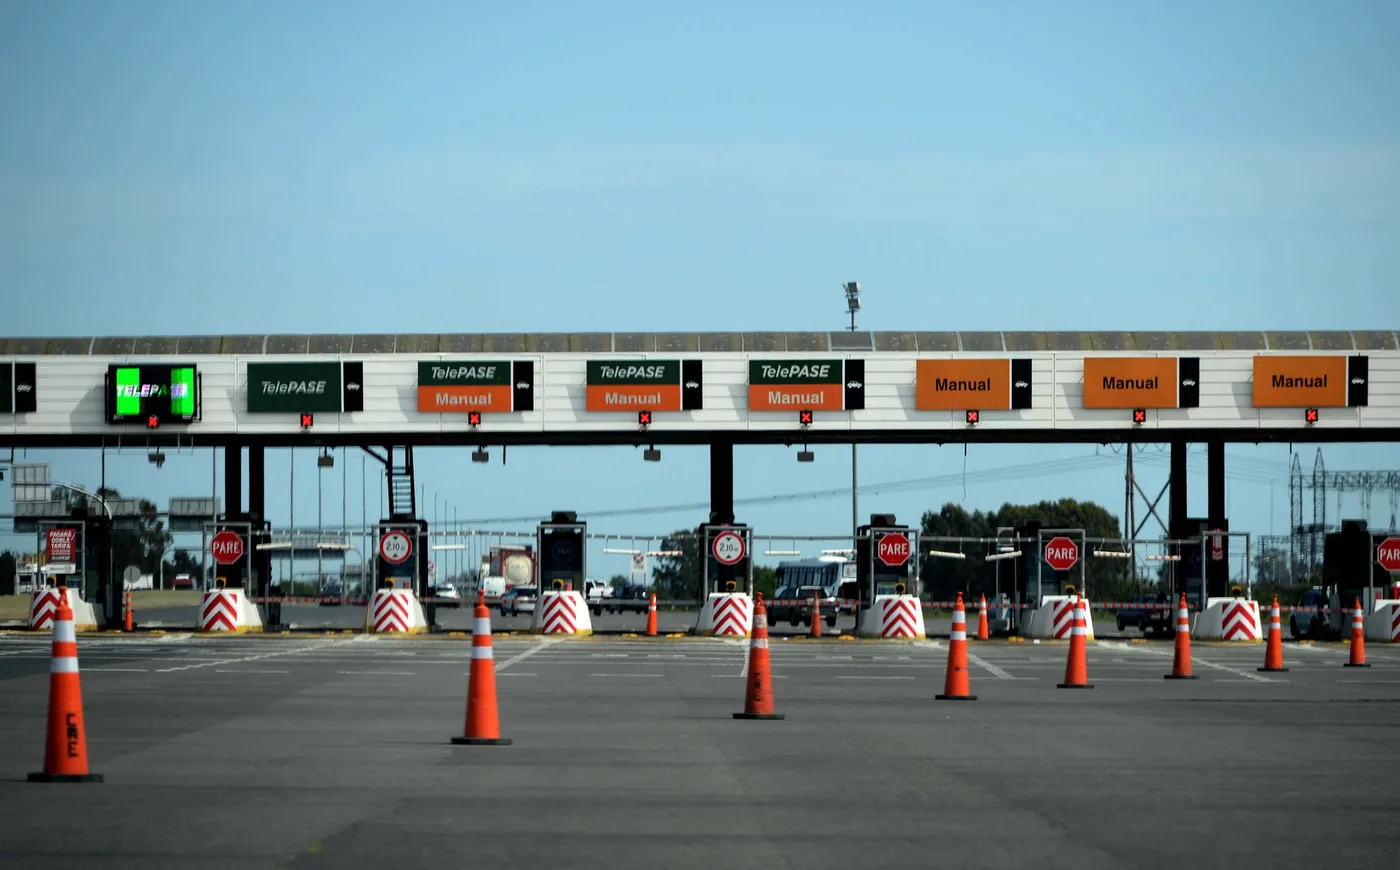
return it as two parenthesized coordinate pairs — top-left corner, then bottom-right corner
(467, 411), (481, 427)
(1305, 408), (1319, 424)
(965, 410), (979, 425)
(300, 413), (314, 429)
(798, 409), (813, 425)
(638, 410), (652, 426)
(1132, 408), (1147, 425)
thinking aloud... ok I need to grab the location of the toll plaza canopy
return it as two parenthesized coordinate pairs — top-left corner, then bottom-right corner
(0, 329), (1396, 447)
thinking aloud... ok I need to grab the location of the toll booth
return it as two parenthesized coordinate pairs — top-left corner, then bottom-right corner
(1176, 517), (1222, 604)
(697, 522), (754, 637)
(853, 515), (925, 639)
(537, 511), (587, 590)
(853, 515), (917, 605)
(699, 522), (752, 597)
(1325, 520), (1391, 611)
(531, 511), (593, 636)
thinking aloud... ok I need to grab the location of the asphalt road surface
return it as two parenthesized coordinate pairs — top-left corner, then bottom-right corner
(2, 632), (1397, 869)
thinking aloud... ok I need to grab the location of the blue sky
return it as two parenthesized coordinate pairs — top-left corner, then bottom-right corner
(2, 1), (1398, 574)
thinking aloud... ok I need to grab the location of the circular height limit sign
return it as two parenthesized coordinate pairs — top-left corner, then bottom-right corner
(379, 530), (413, 564)
(712, 530), (746, 565)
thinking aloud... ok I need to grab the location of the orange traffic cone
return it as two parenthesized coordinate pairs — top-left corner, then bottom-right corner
(734, 593), (784, 720)
(1164, 594), (1197, 680)
(645, 593), (658, 637)
(1258, 595), (1288, 672)
(976, 594), (990, 641)
(451, 591), (512, 745)
(936, 592), (976, 700)
(123, 588), (133, 632)
(809, 595), (822, 638)
(1344, 597), (1370, 668)
(28, 588), (102, 783)
(1057, 598), (1094, 689)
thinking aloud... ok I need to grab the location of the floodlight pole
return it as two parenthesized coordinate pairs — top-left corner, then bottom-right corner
(844, 282), (861, 541)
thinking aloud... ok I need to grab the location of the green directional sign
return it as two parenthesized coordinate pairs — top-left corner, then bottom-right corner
(247, 362), (342, 413)
(418, 361), (511, 386)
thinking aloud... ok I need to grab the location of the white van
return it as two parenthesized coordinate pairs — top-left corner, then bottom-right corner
(476, 575), (507, 598)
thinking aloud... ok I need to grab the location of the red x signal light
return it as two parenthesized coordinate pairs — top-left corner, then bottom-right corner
(146, 415), (160, 429)
(1304, 408), (1318, 424)
(798, 409), (813, 425)
(1132, 408), (1147, 425)
(300, 413), (314, 429)
(638, 410), (652, 426)
(965, 410), (979, 425)
(468, 411), (481, 427)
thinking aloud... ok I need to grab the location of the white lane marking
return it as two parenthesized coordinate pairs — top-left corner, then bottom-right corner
(493, 638), (562, 673)
(1122, 645), (1276, 683)
(216, 669), (290, 674)
(87, 667), (149, 672)
(154, 646), (319, 673)
(589, 673), (664, 678)
(1338, 679), (1400, 684)
(837, 675), (913, 681)
(966, 652), (1016, 680)
(492, 672), (536, 677)
(338, 670), (415, 676)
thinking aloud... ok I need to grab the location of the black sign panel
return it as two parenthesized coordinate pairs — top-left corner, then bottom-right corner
(1348, 355), (1368, 407)
(14, 362), (36, 413)
(1178, 357), (1200, 409)
(512, 360), (535, 412)
(1010, 358), (1033, 410)
(342, 361), (364, 413)
(538, 522), (585, 586)
(843, 359), (865, 411)
(682, 359), (703, 411)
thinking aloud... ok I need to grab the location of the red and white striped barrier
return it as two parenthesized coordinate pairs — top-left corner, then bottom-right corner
(199, 588), (263, 634)
(530, 591), (593, 637)
(699, 593), (752, 637)
(1364, 601), (1400, 643)
(28, 588), (98, 632)
(854, 595), (926, 639)
(28, 588), (61, 631)
(366, 589), (427, 635)
(1190, 597), (1261, 643)
(1020, 596), (1096, 641)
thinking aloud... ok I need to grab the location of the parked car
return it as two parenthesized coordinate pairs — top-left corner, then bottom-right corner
(499, 586), (537, 617)
(603, 585), (652, 614)
(1115, 595), (1172, 635)
(319, 582), (343, 606)
(769, 584), (838, 628)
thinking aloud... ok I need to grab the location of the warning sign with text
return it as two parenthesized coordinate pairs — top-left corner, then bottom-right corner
(586, 361), (683, 412)
(1082, 357), (1180, 409)
(1251, 355), (1358, 408)
(45, 527), (78, 567)
(748, 359), (849, 411)
(418, 361), (513, 413)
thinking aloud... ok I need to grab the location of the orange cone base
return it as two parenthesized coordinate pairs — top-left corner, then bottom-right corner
(27, 772), (103, 783)
(1257, 666), (1289, 672)
(935, 693), (977, 701)
(1343, 662), (1371, 668)
(1056, 683), (1094, 689)
(451, 736), (513, 745)
(733, 713), (786, 720)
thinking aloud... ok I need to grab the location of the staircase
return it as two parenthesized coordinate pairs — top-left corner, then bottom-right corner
(386, 446), (417, 519)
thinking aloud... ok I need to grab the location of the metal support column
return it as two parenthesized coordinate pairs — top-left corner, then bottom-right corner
(248, 446), (269, 598)
(1169, 440), (1189, 539)
(224, 446), (243, 517)
(710, 441), (735, 524)
(1206, 439), (1229, 598)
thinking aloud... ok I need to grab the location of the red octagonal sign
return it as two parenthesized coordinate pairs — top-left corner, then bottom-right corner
(1378, 537), (1400, 573)
(877, 532), (911, 567)
(210, 530), (245, 566)
(1044, 536), (1079, 572)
